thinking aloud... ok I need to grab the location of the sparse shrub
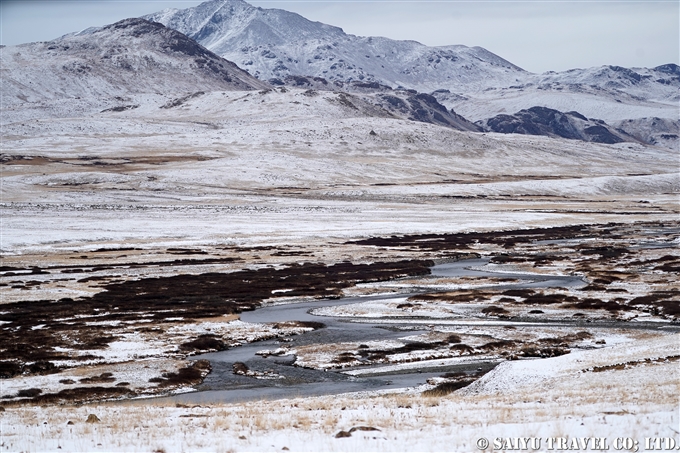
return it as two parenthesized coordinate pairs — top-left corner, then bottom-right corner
(180, 334), (227, 352)
(445, 334), (462, 344)
(272, 321), (325, 330)
(524, 293), (576, 305)
(349, 426), (381, 433)
(481, 306), (510, 316)
(233, 362), (249, 375)
(26, 361), (57, 375)
(479, 340), (515, 350)
(17, 388), (42, 398)
(449, 344), (473, 354)
(580, 284), (607, 291)
(332, 353), (357, 364)
(0, 361), (22, 378)
(422, 379), (474, 396)
(80, 372), (116, 383)
(565, 298), (632, 312)
(519, 346), (569, 358)
(570, 331), (593, 340)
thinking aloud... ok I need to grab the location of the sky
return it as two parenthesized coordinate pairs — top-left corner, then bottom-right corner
(1, 0), (677, 73)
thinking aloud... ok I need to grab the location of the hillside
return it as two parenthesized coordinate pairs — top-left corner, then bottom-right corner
(1, 17), (268, 116)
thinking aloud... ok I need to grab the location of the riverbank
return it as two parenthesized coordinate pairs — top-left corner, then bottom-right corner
(2, 332), (677, 452)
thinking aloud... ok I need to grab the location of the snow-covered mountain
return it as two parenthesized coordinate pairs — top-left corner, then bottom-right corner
(1, 16), (482, 132)
(3, 0), (676, 148)
(144, 0), (528, 92)
(144, 0), (678, 134)
(145, 0), (677, 98)
(1, 18), (268, 110)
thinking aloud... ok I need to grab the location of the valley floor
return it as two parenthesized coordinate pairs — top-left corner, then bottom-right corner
(1, 206), (678, 452)
(1, 93), (679, 451)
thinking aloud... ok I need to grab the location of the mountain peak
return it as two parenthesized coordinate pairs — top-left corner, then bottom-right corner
(144, 0), (524, 91)
(99, 17), (221, 62)
(104, 17), (159, 30)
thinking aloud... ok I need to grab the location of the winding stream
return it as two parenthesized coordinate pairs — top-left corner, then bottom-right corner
(159, 258), (675, 405)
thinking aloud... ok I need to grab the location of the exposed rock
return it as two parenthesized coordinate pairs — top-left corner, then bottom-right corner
(478, 106), (635, 144)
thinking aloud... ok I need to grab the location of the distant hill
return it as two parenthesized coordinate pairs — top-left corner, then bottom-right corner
(477, 107), (638, 145)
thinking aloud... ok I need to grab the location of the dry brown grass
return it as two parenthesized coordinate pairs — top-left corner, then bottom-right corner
(4, 358), (676, 452)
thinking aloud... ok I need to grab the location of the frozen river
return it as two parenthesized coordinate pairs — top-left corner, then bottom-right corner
(157, 258), (672, 405)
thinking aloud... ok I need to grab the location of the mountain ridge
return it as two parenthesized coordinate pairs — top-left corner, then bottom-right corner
(143, 0), (677, 102)
(4, 2), (677, 149)
(143, 0), (529, 92)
